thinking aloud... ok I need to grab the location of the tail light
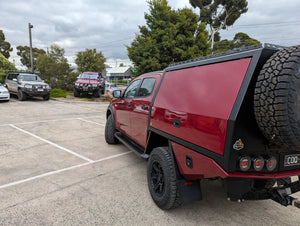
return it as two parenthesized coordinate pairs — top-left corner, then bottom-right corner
(266, 156), (277, 171)
(239, 156), (251, 171)
(253, 156), (264, 171)
(238, 155), (277, 172)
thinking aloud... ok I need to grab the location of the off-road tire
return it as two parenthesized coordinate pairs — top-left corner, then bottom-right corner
(254, 46), (300, 149)
(74, 89), (80, 97)
(147, 147), (181, 210)
(105, 114), (119, 144)
(43, 93), (50, 100)
(18, 89), (27, 101)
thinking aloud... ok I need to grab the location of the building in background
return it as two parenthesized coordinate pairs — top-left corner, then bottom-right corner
(105, 66), (132, 82)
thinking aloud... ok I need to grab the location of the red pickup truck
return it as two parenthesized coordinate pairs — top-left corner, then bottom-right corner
(74, 72), (104, 97)
(105, 44), (300, 210)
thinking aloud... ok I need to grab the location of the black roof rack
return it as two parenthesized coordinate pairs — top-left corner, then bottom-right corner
(168, 43), (286, 67)
(8, 70), (40, 74)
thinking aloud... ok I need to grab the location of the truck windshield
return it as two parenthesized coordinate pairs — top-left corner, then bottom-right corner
(18, 74), (43, 82)
(80, 73), (99, 79)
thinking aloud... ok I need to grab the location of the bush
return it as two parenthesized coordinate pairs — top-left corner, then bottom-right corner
(50, 88), (68, 98)
(109, 79), (129, 84)
(41, 72), (78, 92)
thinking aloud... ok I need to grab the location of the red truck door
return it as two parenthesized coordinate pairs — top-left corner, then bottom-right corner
(114, 79), (141, 134)
(130, 77), (159, 147)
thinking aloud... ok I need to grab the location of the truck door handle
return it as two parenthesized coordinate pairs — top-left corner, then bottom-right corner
(126, 104), (131, 107)
(173, 119), (181, 128)
(141, 106), (149, 110)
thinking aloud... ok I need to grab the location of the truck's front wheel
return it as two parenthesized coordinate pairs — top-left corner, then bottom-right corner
(147, 147), (181, 210)
(94, 89), (101, 98)
(105, 115), (119, 144)
(74, 89), (80, 97)
(18, 89), (26, 101)
(43, 93), (50, 100)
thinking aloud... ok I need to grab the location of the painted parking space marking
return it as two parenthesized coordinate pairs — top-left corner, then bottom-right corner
(0, 151), (131, 189)
(9, 124), (94, 163)
(0, 116), (103, 127)
(77, 118), (105, 127)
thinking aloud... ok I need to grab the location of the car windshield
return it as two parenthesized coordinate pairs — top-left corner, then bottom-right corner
(18, 74), (43, 82)
(0, 83), (2, 86)
(80, 73), (99, 80)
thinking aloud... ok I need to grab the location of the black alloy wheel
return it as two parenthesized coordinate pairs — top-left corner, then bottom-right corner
(147, 147), (181, 209)
(150, 160), (165, 196)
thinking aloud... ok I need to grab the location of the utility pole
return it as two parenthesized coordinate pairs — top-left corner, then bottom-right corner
(28, 23), (33, 72)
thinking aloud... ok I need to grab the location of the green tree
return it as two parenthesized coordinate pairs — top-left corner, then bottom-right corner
(127, 0), (209, 76)
(36, 44), (69, 88)
(190, 0), (248, 50)
(16, 46), (46, 69)
(0, 30), (13, 59)
(213, 32), (260, 53)
(75, 49), (106, 73)
(213, 39), (234, 53)
(0, 52), (15, 82)
(233, 32), (260, 47)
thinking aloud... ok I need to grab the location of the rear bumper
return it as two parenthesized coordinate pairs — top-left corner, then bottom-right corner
(171, 142), (300, 180)
(221, 167), (300, 179)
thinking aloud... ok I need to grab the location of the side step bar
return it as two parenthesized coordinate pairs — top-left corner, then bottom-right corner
(115, 132), (149, 159)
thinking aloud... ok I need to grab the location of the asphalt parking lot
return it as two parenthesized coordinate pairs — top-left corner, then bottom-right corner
(0, 97), (300, 225)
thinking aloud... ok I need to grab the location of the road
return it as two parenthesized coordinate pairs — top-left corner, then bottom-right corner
(0, 97), (299, 225)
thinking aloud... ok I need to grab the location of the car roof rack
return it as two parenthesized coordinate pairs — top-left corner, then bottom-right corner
(8, 70), (40, 74)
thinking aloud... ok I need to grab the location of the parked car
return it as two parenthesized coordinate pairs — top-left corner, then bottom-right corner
(5, 71), (51, 101)
(0, 83), (10, 102)
(74, 72), (104, 97)
(105, 44), (300, 210)
(105, 82), (118, 93)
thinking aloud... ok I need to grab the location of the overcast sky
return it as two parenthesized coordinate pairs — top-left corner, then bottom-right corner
(1, 0), (300, 68)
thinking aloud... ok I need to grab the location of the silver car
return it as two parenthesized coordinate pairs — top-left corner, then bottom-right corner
(0, 83), (10, 102)
(105, 83), (118, 93)
(5, 71), (51, 101)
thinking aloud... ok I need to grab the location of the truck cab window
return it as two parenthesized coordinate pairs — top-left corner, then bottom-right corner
(137, 78), (156, 97)
(124, 80), (141, 98)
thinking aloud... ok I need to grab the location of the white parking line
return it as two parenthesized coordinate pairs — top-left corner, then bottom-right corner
(9, 124), (94, 163)
(0, 116), (105, 127)
(0, 151), (132, 189)
(77, 118), (105, 127)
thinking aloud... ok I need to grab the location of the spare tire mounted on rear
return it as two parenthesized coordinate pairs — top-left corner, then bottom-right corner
(254, 46), (300, 150)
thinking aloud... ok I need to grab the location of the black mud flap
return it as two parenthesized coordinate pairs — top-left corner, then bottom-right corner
(177, 179), (202, 205)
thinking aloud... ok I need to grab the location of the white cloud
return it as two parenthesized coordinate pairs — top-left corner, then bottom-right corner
(1, 0), (300, 68)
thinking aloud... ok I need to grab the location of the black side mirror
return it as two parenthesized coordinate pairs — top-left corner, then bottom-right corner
(113, 90), (122, 98)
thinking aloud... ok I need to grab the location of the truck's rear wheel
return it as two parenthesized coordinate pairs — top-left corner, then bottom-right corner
(254, 46), (300, 149)
(147, 147), (181, 210)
